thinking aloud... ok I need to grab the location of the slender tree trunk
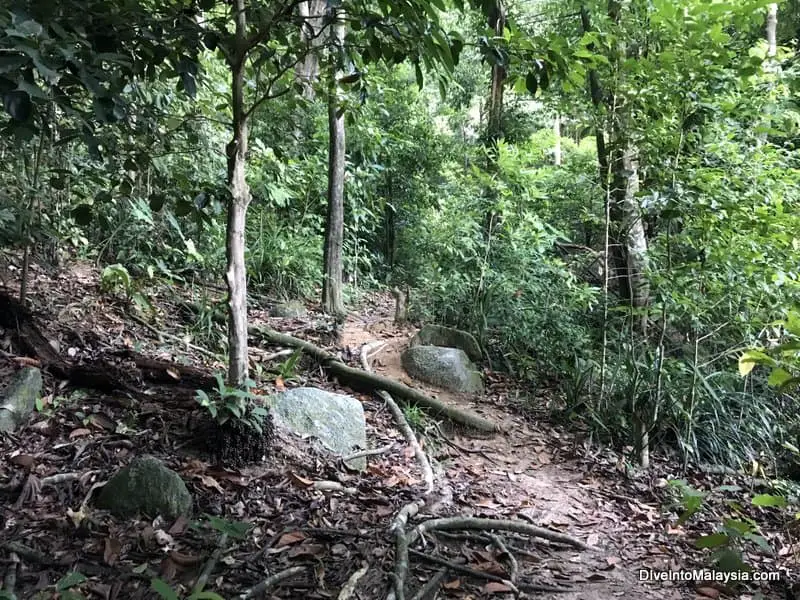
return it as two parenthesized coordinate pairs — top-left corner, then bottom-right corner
(766, 3), (777, 58)
(482, 0), (506, 238)
(225, 0), (253, 386)
(295, 0), (326, 99)
(487, 1), (506, 151)
(553, 113), (562, 166)
(322, 8), (346, 317)
(583, 2), (651, 467)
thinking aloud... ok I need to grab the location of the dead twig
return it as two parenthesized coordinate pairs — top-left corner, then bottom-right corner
(407, 549), (519, 595)
(192, 533), (229, 594)
(337, 563), (369, 600)
(239, 565), (307, 599)
(341, 443), (394, 462)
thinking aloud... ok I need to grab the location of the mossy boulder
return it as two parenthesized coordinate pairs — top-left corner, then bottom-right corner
(0, 367), (41, 433)
(401, 346), (483, 394)
(96, 456), (192, 519)
(267, 387), (367, 470)
(270, 300), (308, 318)
(410, 325), (482, 363)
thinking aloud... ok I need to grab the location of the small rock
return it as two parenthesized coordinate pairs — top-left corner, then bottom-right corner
(0, 367), (42, 433)
(270, 300), (308, 318)
(96, 456), (192, 519)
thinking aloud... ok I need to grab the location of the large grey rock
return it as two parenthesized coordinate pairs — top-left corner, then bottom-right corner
(402, 346), (483, 394)
(268, 387), (367, 470)
(410, 325), (482, 363)
(96, 456), (192, 519)
(270, 300), (307, 318)
(0, 367), (42, 433)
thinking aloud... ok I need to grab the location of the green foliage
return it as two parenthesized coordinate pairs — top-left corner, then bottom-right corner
(403, 404), (425, 429)
(273, 348), (303, 381)
(668, 480), (784, 573)
(398, 141), (596, 378)
(195, 373), (270, 435)
(99, 263), (154, 315)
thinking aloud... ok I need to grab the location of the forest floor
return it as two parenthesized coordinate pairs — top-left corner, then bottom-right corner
(0, 257), (793, 600)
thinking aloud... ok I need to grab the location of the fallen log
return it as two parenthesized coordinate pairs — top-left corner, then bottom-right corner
(251, 327), (499, 434)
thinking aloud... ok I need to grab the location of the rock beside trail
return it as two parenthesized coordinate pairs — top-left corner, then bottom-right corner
(401, 346), (484, 394)
(410, 324), (482, 363)
(270, 300), (308, 318)
(96, 456), (192, 519)
(268, 387), (367, 470)
(0, 367), (42, 433)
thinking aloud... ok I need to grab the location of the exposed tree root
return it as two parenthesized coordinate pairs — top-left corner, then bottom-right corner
(387, 510), (588, 599)
(360, 341), (434, 495)
(253, 327), (499, 434)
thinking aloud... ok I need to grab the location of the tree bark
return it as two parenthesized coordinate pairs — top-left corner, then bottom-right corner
(322, 8), (346, 317)
(295, 0), (326, 99)
(483, 0), (506, 237)
(766, 3), (777, 58)
(225, 0), (253, 385)
(553, 113), (562, 166)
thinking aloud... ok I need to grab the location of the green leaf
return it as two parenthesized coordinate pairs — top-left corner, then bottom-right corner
(188, 592), (226, 600)
(696, 533), (730, 549)
(0, 54), (28, 74)
(175, 198), (193, 217)
(151, 578), (180, 600)
(525, 72), (538, 95)
(57, 572), (88, 591)
(767, 367), (792, 387)
(3, 90), (32, 121)
(752, 494), (787, 508)
(785, 311), (800, 336)
(71, 204), (93, 226)
(149, 193), (166, 212)
(738, 349), (775, 376)
(338, 72), (361, 84)
(414, 62), (424, 90)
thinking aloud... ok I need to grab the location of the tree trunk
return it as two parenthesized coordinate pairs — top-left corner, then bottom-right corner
(322, 8), (346, 317)
(296, 0), (326, 99)
(486, 2), (505, 151)
(766, 3), (777, 58)
(225, 0), (253, 386)
(553, 113), (562, 166)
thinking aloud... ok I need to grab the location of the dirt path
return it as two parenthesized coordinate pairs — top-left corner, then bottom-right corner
(340, 295), (692, 600)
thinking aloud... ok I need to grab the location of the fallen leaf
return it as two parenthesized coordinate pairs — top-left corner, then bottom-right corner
(10, 454), (35, 470)
(196, 475), (224, 493)
(88, 413), (116, 431)
(696, 586), (720, 599)
(169, 516), (190, 536)
(483, 581), (514, 594)
(276, 531), (307, 547)
(289, 472), (314, 488)
(103, 537), (121, 566)
(443, 579), (461, 590)
(166, 368), (181, 380)
(168, 551), (202, 567)
(69, 428), (91, 439)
